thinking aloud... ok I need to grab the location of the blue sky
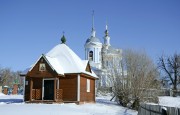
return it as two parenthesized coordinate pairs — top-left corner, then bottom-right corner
(0, 0), (180, 71)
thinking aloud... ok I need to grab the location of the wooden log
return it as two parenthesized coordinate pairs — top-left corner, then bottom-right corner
(30, 78), (33, 101)
(54, 79), (57, 102)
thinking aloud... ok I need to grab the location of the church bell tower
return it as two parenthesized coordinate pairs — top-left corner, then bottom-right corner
(84, 11), (102, 69)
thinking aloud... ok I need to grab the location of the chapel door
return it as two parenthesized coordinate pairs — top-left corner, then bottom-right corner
(44, 80), (54, 100)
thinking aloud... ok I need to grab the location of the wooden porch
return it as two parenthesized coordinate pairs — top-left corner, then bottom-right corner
(27, 77), (63, 103)
(27, 88), (81, 104)
(29, 88), (63, 103)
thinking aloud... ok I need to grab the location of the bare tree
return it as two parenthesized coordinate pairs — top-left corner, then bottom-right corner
(158, 53), (180, 96)
(0, 67), (3, 86)
(110, 49), (160, 110)
(0, 68), (23, 86)
(0, 68), (12, 86)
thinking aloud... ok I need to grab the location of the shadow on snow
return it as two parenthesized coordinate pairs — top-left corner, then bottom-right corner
(0, 99), (23, 104)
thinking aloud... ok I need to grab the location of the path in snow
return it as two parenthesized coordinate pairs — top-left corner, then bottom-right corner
(0, 93), (137, 115)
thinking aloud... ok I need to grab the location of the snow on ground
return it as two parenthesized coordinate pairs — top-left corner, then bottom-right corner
(147, 96), (180, 108)
(0, 93), (23, 104)
(0, 93), (137, 115)
(158, 96), (180, 108)
(0, 92), (5, 96)
(0, 93), (23, 99)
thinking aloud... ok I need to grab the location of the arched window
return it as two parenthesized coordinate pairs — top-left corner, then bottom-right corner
(89, 51), (93, 61)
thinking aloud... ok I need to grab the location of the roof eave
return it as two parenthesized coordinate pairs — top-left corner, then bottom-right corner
(19, 74), (26, 77)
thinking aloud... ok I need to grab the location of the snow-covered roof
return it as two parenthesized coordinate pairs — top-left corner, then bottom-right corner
(20, 67), (31, 76)
(0, 92), (5, 96)
(82, 60), (89, 69)
(46, 44), (86, 74)
(85, 36), (102, 44)
(45, 56), (64, 75)
(22, 44), (98, 79)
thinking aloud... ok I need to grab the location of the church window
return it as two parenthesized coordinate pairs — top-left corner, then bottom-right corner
(89, 51), (93, 61)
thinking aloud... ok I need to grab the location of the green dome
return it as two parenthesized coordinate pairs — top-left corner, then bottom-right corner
(61, 35), (66, 44)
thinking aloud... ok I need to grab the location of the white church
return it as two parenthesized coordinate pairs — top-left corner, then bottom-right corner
(84, 14), (122, 88)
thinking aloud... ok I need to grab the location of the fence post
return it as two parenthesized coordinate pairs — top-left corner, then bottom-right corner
(161, 107), (167, 115)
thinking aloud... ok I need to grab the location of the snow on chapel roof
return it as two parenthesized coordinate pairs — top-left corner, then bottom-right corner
(45, 44), (97, 78)
(21, 42), (98, 79)
(46, 44), (85, 74)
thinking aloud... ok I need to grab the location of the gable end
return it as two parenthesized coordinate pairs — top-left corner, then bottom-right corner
(27, 55), (59, 77)
(85, 62), (92, 73)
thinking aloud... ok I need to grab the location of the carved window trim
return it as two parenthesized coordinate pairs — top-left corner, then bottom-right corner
(87, 79), (90, 92)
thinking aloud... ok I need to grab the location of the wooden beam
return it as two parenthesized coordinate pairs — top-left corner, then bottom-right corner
(54, 78), (57, 102)
(30, 78), (33, 102)
(77, 74), (80, 101)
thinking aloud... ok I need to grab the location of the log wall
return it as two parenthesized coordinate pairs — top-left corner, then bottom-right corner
(80, 76), (95, 102)
(59, 75), (77, 101)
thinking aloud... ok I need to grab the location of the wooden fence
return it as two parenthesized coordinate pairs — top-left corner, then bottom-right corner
(32, 89), (41, 100)
(56, 89), (63, 102)
(138, 103), (180, 115)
